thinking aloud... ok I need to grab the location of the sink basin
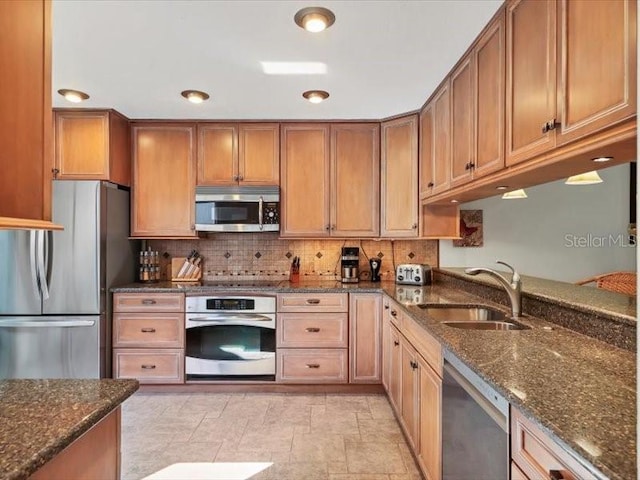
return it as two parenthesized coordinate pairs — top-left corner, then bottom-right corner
(418, 305), (507, 322)
(441, 321), (528, 330)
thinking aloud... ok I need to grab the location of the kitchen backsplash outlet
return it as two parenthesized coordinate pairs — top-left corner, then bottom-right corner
(149, 234), (438, 281)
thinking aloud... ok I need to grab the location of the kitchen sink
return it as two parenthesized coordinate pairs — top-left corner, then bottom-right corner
(441, 320), (528, 330)
(418, 305), (507, 322)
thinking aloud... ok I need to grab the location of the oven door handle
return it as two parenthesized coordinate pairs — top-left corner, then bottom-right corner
(187, 314), (274, 322)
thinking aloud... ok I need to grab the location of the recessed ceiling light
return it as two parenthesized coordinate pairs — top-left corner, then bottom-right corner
(496, 185), (509, 190)
(294, 7), (336, 33)
(181, 90), (210, 104)
(565, 171), (603, 185)
(58, 89), (89, 103)
(303, 90), (329, 103)
(261, 62), (327, 75)
(450, 199), (459, 203)
(502, 189), (528, 199)
(591, 156), (614, 163)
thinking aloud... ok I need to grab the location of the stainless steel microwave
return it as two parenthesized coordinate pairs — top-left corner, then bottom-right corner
(195, 186), (280, 232)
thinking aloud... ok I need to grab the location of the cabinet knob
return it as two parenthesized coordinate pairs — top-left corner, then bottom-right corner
(390, 310), (397, 317)
(427, 182), (434, 188)
(549, 470), (565, 480)
(464, 162), (471, 170)
(469, 162), (475, 169)
(384, 304), (389, 310)
(325, 225), (330, 231)
(51, 168), (60, 179)
(238, 175), (244, 181)
(393, 341), (399, 346)
(410, 361), (418, 370)
(412, 223), (418, 229)
(233, 175), (239, 181)
(541, 122), (549, 134)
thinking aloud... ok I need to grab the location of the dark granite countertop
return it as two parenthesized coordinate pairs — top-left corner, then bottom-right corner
(110, 279), (635, 479)
(0, 379), (139, 480)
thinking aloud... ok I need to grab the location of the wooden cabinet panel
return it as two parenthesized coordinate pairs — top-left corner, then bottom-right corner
(400, 339), (419, 449)
(506, 0), (557, 165)
(388, 324), (402, 413)
(432, 84), (452, 196)
(113, 313), (184, 348)
(131, 124), (196, 237)
(511, 408), (597, 480)
(381, 303), (391, 391)
(475, 11), (505, 178)
(239, 123), (279, 185)
(113, 293), (184, 312)
(349, 293), (382, 383)
(511, 462), (529, 480)
(197, 123), (237, 185)
(276, 348), (348, 383)
(331, 123), (380, 237)
(450, 56), (475, 187)
(401, 313), (442, 375)
(113, 349), (184, 384)
(277, 293), (348, 313)
(280, 124), (331, 237)
(381, 115), (419, 237)
(419, 103), (435, 199)
(277, 312), (348, 348)
(417, 355), (442, 480)
(556, 0), (636, 145)
(0, 0), (54, 227)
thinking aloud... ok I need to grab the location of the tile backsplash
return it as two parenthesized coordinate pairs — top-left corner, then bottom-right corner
(149, 233), (438, 281)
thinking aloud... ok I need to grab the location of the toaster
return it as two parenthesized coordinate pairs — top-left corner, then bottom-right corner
(395, 264), (432, 286)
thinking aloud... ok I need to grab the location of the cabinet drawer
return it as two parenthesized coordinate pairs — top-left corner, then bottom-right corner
(113, 293), (184, 312)
(401, 314), (442, 375)
(113, 349), (184, 384)
(277, 293), (348, 313)
(277, 348), (347, 383)
(113, 313), (184, 348)
(511, 408), (597, 480)
(277, 313), (348, 348)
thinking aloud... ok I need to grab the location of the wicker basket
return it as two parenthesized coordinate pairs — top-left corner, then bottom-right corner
(576, 271), (636, 296)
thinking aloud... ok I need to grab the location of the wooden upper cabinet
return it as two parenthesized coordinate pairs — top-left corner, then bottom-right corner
(555, 0), (636, 146)
(0, 0), (60, 230)
(474, 10), (505, 178)
(506, 0), (557, 166)
(197, 123), (279, 186)
(419, 103), (435, 199)
(131, 124), (197, 237)
(54, 110), (130, 186)
(450, 55), (475, 187)
(280, 124), (331, 237)
(331, 123), (380, 237)
(381, 115), (419, 238)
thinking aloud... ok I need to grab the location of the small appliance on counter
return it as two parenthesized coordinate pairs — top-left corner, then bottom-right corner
(395, 264), (432, 285)
(369, 258), (382, 282)
(341, 247), (360, 283)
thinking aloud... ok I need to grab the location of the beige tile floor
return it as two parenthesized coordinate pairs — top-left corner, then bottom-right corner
(121, 392), (424, 480)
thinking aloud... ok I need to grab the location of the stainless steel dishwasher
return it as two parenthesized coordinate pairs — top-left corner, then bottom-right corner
(442, 350), (510, 480)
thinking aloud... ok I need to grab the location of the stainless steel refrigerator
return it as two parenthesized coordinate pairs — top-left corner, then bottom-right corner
(0, 181), (136, 379)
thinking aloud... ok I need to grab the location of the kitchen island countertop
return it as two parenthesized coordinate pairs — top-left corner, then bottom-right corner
(0, 379), (139, 480)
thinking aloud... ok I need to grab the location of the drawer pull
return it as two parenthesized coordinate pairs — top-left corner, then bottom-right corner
(141, 364), (156, 369)
(306, 299), (321, 305)
(549, 471), (565, 480)
(306, 364), (320, 369)
(141, 299), (157, 305)
(305, 327), (321, 332)
(140, 328), (156, 333)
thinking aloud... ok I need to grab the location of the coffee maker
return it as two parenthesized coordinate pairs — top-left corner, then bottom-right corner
(369, 258), (382, 282)
(341, 247), (359, 283)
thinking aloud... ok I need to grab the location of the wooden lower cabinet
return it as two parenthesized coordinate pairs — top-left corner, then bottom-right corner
(276, 348), (347, 383)
(387, 324), (402, 412)
(349, 293), (382, 383)
(417, 354), (442, 480)
(113, 349), (184, 384)
(277, 312), (348, 349)
(511, 461), (529, 480)
(30, 407), (120, 480)
(113, 313), (184, 348)
(400, 339), (419, 449)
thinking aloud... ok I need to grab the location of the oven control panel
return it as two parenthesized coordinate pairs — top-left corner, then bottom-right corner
(263, 203), (279, 225)
(206, 298), (255, 310)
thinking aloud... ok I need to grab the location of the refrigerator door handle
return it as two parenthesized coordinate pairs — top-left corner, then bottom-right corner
(36, 231), (49, 300)
(44, 230), (53, 295)
(0, 318), (96, 328)
(29, 230), (41, 299)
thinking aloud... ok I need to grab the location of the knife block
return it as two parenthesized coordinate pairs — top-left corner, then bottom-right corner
(171, 257), (202, 282)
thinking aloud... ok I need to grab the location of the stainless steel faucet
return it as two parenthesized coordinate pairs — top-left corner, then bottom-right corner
(465, 261), (521, 318)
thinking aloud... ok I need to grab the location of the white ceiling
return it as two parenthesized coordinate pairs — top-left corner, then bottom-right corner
(52, 0), (503, 120)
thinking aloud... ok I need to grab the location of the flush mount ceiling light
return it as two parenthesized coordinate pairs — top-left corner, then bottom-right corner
(501, 189), (528, 199)
(565, 171), (603, 185)
(450, 199), (459, 203)
(294, 7), (336, 33)
(591, 156), (614, 163)
(261, 61), (327, 75)
(57, 89), (89, 103)
(181, 90), (210, 104)
(302, 90), (329, 103)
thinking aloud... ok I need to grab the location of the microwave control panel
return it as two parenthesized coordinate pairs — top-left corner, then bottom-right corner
(263, 203), (279, 225)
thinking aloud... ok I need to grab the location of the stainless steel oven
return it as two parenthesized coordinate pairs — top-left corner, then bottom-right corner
(185, 295), (276, 381)
(442, 349), (510, 480)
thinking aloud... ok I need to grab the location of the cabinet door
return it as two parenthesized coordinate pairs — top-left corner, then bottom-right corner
(280, 124), (330, 237)
(400, 339), (419, 449)
(388, 325), (402, 413)
(474, 11), (505, 178)
(419, 103), (435, 199)
(132, 125), (196, 237)
(432, 82), (452, 196)
(239, 123), (280, 185)
(381, 115), (419, 237)
(108, 111), (131, 187)
(197, 123), (238, 185)
(450, 55), (475, 187)
(349, 293), (382, 383)
(417, 355), (442, 480)
(381, 306), (391, 392)
(54, 111), (109, 179)
(331, 123), (380, 237)
(556, 0), (637, 146)
(0, 0), (54, 226)
(506, 0), (557, 165)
